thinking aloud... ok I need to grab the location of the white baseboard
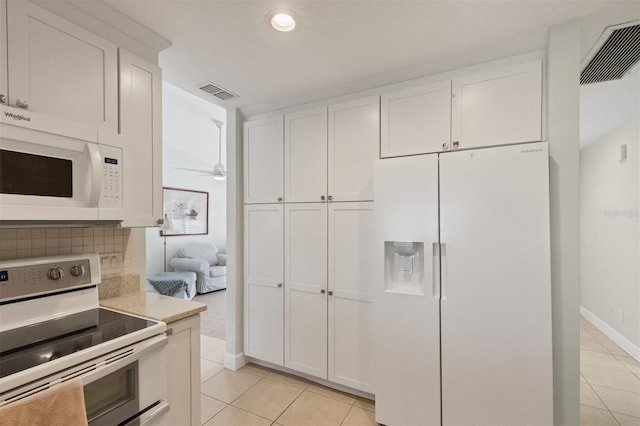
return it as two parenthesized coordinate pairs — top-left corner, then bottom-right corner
(224, 352), (247, 370)
(580, 306), (640, 362)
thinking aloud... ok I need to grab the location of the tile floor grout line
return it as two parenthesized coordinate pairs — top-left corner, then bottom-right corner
(584, 376), (616, 413)
(272, 385), (308, 425)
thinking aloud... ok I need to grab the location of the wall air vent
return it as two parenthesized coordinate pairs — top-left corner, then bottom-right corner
(581, 22), (640, 85)
(197, 81), (238, 101)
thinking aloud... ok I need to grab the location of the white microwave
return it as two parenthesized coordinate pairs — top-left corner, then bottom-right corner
(0, 106), (124, 222)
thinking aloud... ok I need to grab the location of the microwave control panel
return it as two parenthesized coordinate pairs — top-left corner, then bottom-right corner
(98, 145), (123, 209)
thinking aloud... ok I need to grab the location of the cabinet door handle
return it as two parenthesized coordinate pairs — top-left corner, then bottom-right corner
(320, 289), (326, 294)
(452, 141), (460, 149)
(442, 142), (450, 150)
(15, 99), (29, 109)
(320, 195), (326, 201)
(0, 94), (6, 104)
(327, 195), (333, 201)
(277, 197), (283, 202)
(277, 283), (282, 288)
(328, 290), (334, 296)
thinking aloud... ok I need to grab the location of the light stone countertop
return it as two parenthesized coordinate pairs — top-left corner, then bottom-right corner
(100, 291), (207, 324)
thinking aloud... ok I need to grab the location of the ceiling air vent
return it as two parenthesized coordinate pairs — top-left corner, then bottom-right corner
(197, 81), (238, 101)
(581, 22), (640, 85)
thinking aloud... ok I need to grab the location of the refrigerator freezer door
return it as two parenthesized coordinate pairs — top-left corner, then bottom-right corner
(373, 154), (441, 426)
(439, 142), (553, 425)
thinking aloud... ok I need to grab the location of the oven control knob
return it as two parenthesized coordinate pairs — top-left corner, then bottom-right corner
(70, 265), (85, 277)
(47, 267), (64, 280)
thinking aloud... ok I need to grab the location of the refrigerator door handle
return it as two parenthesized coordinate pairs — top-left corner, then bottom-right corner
(441, 243), (448, 301)
(432, 242), (440, 300)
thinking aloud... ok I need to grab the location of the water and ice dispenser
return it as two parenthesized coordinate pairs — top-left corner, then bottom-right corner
(384, 241), (425, 296)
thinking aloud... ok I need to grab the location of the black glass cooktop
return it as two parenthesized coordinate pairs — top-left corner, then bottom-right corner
(0, 309), (155, 379)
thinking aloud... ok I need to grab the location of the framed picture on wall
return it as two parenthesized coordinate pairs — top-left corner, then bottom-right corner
(161, 187), (209, 236)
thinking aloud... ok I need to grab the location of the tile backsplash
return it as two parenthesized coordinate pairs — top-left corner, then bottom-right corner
(0, 227), (133, 278)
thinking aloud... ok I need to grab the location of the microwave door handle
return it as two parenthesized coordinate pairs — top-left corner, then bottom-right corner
(87, 143), (103, 208)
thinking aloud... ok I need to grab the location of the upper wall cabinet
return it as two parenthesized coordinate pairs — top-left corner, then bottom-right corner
(118, 49), (163, 227)
(381, 81), (451, 158)
(285, 107), (328, 203)
(244, 116), (284, 204)
(451, 60), (542, 150)
(0, 0), (7, 105)
(6, 1), (118, 131)
(328, 96), (379, 202)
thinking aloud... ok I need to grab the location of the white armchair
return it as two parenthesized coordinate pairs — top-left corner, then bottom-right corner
(170, 244), (226, 293)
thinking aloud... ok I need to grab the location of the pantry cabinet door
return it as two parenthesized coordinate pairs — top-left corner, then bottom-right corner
(7, 1), (117, 131)
(328, 97), (379, 202)
(328, 202), (375, 393)
(381, 80), (451, 158)
(244, 204), (284, 365)
(0, 0), (7, 105)
(118, 49), (162, 226)
(451, 60), (542, 150)
(244, 116), (284, 204)
(284, 107), (328, 203)
(284, 203), (328, 379)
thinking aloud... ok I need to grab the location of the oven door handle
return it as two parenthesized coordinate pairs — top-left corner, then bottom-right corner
(122, 400), (170, 426)
(80, 335), (167, 387)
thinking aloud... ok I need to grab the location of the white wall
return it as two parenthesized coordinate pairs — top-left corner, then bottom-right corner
(580, 118), (639, 347)
(547, 20), (582, 426)
(145, 82), (227, 277)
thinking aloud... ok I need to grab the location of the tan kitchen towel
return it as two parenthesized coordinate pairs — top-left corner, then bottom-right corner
(0, 379), (87, 426)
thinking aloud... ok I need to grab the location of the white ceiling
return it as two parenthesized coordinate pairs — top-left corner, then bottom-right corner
(103, 1), (640, 115)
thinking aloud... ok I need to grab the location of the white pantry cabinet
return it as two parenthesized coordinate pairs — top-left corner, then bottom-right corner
(328, 97), (379, 202)
(284, 203), (328, 379)
(381, 80), (451, 158)
(166, 315), (201, 426)
(328, 202), (375, 392)
(118, 49), (163, 227)
(244, 116), (284, 204)
(284, 108), (328, 203)
(244, 204), (285, 365)
(6, 0), (118, 131)
(451, 60), (542, 150)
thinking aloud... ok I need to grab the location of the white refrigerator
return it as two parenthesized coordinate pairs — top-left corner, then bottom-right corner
(373, 142), (553, 426)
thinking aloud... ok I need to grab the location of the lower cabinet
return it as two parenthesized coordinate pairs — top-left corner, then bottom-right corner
(244, 201), (374, 393)
(166, 315), (201, 426)
(244, 204), (284, 365)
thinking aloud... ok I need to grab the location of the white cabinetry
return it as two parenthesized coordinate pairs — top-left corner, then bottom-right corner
(451, 60), (542, 150)
(284, 108), (328, 203)
(381, 81), (451, 158)
(380, 59), (543, 157)
(6, 1), (118, 131)
(244, 116), (284, 204)
(284, 203), (328, 378)
(328, 97), (379, 202)
(166, 315), (201, 426)
(0, 0), (7, 105)
(244, 204), (284, 365)
(328, 202), (375, 392)
(118, 49), (163, 227)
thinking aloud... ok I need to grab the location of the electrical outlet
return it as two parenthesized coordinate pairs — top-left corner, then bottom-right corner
(618, 309), (624, 323)
(99, 252), (123, 276)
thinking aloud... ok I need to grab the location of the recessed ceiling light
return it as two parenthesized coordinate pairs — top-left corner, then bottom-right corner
(267, 10), (296, 32)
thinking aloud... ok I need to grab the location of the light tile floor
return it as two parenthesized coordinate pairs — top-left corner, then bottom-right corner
(580, 316), (640, 425)
(201, 316), (640, 426)
(200, 335), (376, 426)
(195, 290), (226, 340)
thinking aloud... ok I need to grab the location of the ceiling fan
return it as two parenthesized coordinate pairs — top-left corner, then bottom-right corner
(174, 119), (226, 180)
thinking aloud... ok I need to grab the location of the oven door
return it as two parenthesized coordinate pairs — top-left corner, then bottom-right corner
(0, 106), (102, 221)
(0, 335), (169, 426)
